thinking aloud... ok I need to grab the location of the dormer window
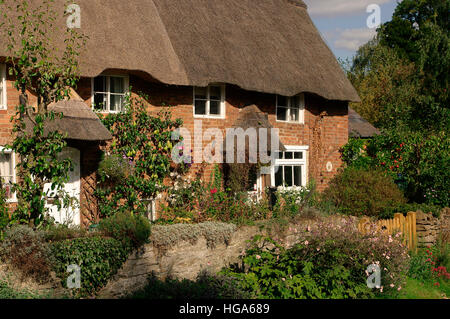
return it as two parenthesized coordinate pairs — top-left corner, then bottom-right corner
(276, 93), (305, 124)
(0, 64), (6, 110)
(193, 85), (225, 118)
(92, 75), (129, 113)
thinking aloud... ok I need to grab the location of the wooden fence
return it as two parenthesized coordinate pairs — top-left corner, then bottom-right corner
(358, 212), (417, 251)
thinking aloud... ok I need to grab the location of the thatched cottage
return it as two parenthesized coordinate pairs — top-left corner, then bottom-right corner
(0, 0), (360, 226)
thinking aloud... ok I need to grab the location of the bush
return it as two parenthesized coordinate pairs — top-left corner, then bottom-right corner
(128, 272), (251, 299)
(50, 236), (131, 297)
(98, 212), (151, 248)
(381, 202), (442, 219)
(44, 224), (92, 242)
(0, 225), (53, 283)
(272, 181), (321, 219)
(222, 219), (410, 299)
(322, 167), (406, 218)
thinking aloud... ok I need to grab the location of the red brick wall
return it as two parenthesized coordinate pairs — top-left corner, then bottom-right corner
(1, 70), (348, 220)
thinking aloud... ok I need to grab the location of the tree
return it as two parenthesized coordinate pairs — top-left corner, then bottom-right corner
(0, 0), (86, 225)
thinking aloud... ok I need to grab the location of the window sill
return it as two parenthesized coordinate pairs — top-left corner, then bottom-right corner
(275, 120), (305, 125)
(193, 114), (226, 120)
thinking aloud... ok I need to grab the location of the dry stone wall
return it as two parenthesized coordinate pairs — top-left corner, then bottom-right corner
(416, 208), (450, 248)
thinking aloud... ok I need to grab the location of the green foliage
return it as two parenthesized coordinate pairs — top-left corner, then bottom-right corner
(128, 272), (251, 299)
(0, 225), (53, 282)
(50, 236), (131, 297)
(272, 181), (321, 219)
(96, 92), (184, 217)
(322, 167), (406, 218)
(0, 279), (47, 299)
(0, 0), (87, 225)
(98, 212), (151, 248)
(222, 220), (410, 299)
(0, 181), (9, 234)
(43, 224), (91, 242)
(346, 0), (450, 133)
(342, 132), (449, 207)
(382, 203), (442, 219)
(160, 166), (271, 225)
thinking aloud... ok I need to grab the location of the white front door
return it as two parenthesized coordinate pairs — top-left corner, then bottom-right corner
(44, 147), (81, 226)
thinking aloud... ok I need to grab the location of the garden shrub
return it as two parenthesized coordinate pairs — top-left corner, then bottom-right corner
(160, 166), (271, 225)
(272, 181), (321, 219)
(44, 224), (92, 242)
(97, 154), (134, 185)
(128, 272), (251, 299)
(322, 167), (406, 218)
(98, 212), (151, 248)
(0, 279), (45, 299)
(222, 219), (410, 299)
(50, 236), (131, 297)
(341, 131), (450, 207)
(0, 225), (53, 283)
(381, 202), (442, 219)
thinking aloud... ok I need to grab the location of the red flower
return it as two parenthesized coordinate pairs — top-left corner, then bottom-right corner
(210, 188), (218, 194)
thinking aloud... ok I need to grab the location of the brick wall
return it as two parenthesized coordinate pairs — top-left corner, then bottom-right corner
(1, 71), (349, 220)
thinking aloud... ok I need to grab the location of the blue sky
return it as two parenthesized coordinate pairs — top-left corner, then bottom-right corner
(303, 0), (400, 61)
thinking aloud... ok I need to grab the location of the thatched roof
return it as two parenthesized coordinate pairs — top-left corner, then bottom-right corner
(223, 105), (286, 158)
(0, 0), (360, 102)
(23, 95), (113, 141)
(348, 107), (380, 138)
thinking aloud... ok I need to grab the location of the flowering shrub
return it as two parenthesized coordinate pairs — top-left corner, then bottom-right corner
(341, 131), (449, 207)
(159, 165), (271, 225)
(272, 182), (320, 218)
(409, 243), (450, 286)
(221, 219), (409, 299)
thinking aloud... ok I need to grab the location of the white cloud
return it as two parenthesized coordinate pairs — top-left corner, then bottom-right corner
(303, 0), (393, 17)
(331, 28), (377, 51)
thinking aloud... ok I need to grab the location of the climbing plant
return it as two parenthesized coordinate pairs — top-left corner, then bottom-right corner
(96, 92), (185, 217)
(0, 0), (87, 225)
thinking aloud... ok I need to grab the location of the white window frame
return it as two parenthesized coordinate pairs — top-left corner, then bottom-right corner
(276, 93), (305, 124)
(0, 64), (7, 110)
(271, 145), (309, 189)
(193, 84), (226, 119)
(0, 146), (16, 202)
(91, 75), (129, 113)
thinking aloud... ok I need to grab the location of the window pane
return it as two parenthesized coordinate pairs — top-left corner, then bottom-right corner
(277, 95), (287, 107)
(294, 165), (302, 186)
(94, 76), (106, 92)
(195, 87), (207, 99)
(275, 151), (282, 160)
(94, 93), (107, 111)
(195, 100), (206, 115)
(275, 166), (283, 187)
(289, 107), (299, 122)
(210, 100), (221, 115)
(284, 152), (293, 160)
(277, 107), (287, 121)
(110, 77), (125, 94)
(209, 86), (221, 100)
(284, 166), (293, 187)
(291, 96), (300, 108)
(110, 94), (124, 112)
(0, 153), (13, 199)
(294, 152), (303, 159)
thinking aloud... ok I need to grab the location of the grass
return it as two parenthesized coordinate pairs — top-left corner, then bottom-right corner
(379, 277), (449, 299)
(0, 279), (46, 299)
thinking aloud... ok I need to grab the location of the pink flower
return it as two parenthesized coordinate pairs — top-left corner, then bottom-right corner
(210, 188), (218, 194)
(304, 241), (309, 246)
(256, 255), (261, 260)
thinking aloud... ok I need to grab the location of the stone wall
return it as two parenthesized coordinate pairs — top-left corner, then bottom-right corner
(416, 208), (450, 248)
(97, 218), (340, 299)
